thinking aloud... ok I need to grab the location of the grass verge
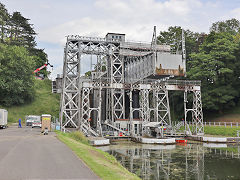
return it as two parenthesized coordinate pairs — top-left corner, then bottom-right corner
(204, 126), (240, 137)
(56, 131), (140, 180)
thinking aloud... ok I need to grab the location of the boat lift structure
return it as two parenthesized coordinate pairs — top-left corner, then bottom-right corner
(58, 27), (204, 137)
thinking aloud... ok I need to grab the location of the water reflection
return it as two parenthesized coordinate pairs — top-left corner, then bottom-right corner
(98, 142), (240, 179)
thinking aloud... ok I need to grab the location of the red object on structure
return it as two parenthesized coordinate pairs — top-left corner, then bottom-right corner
(33, 63), (53, 73)
(176, 139), (187, 143)
(119, 132), (123, 137)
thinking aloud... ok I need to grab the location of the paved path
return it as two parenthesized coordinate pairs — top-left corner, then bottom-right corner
(0, 126), (100, 180)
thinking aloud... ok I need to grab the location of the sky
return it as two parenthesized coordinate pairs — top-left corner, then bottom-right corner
(2, 0), (240, 79)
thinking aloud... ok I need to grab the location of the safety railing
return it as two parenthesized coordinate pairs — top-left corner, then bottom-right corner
(203, 121), (239, 128)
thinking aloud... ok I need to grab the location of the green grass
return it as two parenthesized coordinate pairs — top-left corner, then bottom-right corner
(56, 131), (140, 180)
(0, 79), (60, 124)
(204, 126), (240, 137)
(179, 125), (240, 137)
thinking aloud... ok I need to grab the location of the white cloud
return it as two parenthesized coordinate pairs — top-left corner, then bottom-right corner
(230, 8), (240, 19)
(1, 0), (240, 79)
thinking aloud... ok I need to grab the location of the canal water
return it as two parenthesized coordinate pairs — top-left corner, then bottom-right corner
(97, 141), (240, 179)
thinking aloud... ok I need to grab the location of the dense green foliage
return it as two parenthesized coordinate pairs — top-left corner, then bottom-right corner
(0, 79), (60, 123)
(0, 44), (35, 105)
(158, 19), (240, 119)
(0, 2), (48, 106)
(188, 32), (239, 111)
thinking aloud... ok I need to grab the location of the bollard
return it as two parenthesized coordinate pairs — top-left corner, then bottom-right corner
(237, 122), (239, 128)
(231, 122), (232, 128)
(214, 122), (215, 126)
(219, 122), (220, 126)
(209, 122), (211, 126)
(224, 122), (226, 127)
(205, 122), (206, 126)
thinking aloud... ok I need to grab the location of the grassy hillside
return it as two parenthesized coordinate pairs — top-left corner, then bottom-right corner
(0, 79), (60, 124)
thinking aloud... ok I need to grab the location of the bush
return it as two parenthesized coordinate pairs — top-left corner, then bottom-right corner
(69, 131), (89, 145)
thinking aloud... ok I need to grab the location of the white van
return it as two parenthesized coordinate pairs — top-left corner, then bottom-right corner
(26, 115), (41, 126)
(0, 109), (8, 129)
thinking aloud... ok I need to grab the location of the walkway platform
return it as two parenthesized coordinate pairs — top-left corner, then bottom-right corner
(133, 137), (176, 144)
(87, 137), (110, 146)
(187, 135), (240, 143)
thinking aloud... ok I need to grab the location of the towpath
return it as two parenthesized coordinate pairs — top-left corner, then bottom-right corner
(0, 126), (100, 180)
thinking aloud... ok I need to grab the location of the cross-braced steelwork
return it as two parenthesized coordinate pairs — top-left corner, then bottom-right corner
(60, 39), (81, 131)
(154, 89), (171, 126)
(184, 89), (204, 135)
(59, 27), (203, 138)
(141, 89), (150, 134)
(192, 90), (204, 134)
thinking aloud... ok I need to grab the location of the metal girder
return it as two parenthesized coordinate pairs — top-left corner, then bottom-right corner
(154, 89), (171, 126)
(192, 90), (204, 134)
(60, 39), (81, 131)
(80, 88), (91, 132)
(81, 80), (201, 91)
(141, 89), (150, 135)
(184, 90), (204, 135)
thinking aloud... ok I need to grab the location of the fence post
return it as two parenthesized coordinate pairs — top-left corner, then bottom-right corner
(219, 122), (220, 126)
(237, 122), (238, 128)
(224, 122), (226, 127)
(209, 122), (211, 126)
(231, 122), (232, 128)
(205, 122), (206, 126)
(214, 122), (215, 126)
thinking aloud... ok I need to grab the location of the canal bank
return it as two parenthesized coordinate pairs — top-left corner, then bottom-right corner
(56, 131), (140, 180)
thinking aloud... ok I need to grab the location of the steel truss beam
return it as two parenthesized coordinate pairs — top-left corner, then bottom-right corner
(141, 89), (150, 135)
(154, 89), (171, 126)
(184, 90), (204, 135)
(60, 39), (81, 131)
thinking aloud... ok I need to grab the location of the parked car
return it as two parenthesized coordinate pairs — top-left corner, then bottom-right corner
(32, 120), (42, 128)
(26, 115), (40, 126)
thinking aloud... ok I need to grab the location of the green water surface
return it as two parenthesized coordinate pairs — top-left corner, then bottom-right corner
(98, 141), (240, 180)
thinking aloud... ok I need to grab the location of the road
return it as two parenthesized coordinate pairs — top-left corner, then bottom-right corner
(0, 126), (100, 180)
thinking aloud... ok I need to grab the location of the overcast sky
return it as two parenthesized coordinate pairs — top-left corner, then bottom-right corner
(2, 0), (240, 79)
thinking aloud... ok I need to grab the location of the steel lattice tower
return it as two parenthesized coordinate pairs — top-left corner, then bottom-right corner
(59, 28), (204, 137)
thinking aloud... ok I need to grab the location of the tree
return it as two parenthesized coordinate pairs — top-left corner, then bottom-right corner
(188, 32), (239, 112)
(10, 11), (36, 48)
(0, 43), (35, 106)
(210, 18), (240, 35)
(0, 3), (10, 42)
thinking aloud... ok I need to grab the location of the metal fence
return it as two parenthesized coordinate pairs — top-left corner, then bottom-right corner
(203, 121), (239, 128)
(172, 121), (240, 128)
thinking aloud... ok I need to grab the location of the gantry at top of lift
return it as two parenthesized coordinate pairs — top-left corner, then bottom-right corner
(59, 26), (203, 138)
